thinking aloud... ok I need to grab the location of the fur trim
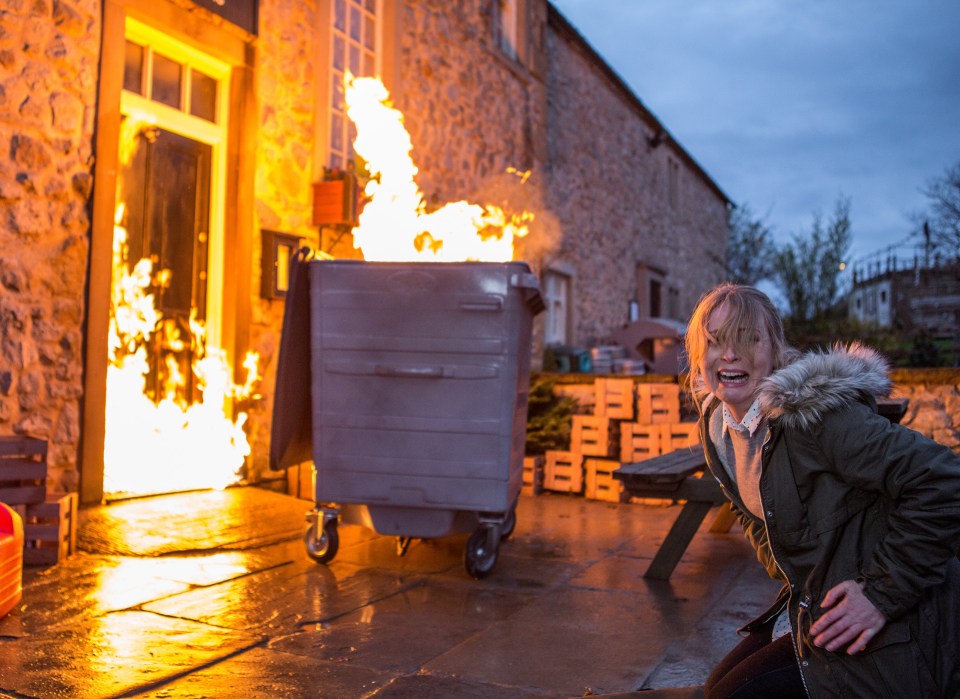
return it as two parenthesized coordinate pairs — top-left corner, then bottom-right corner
(757, 342), (891, 431)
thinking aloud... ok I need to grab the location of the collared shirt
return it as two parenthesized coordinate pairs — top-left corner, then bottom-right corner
(722, 398), (764, 438)
(710, 397), (768, 520)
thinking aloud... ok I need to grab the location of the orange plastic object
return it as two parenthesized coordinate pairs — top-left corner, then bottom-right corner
(0, 502), (24, 618)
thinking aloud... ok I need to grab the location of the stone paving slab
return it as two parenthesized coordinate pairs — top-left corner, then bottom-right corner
(126, 645), (394, 699)
(78, 488), (308, 555)
(0, 610), (263, 699)
(0, 487), (780, 698)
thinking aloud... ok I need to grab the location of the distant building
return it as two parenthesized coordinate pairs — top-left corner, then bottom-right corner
(850, 252), (960, 344)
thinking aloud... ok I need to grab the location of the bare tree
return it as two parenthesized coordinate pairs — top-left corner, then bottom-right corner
(773, 196), (852, 323)
(726, 204), (777, 285)
(923, 161), (960, 255)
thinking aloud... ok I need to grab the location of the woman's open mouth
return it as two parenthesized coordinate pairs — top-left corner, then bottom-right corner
(718, 370), (749, 385)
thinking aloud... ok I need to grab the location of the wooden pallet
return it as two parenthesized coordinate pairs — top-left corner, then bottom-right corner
(522, 455), (545, 496)
(571, 415), (620, 457)
(543, 451), (584, 494)
(594, 378), (635, 420)
(620, 423), (662, 462)
(0, 436), (48, 508)
(636, 384), (680, 424)
(585, 458), (628, 503)
(661, 422), (700, 452)
(22, 492), (77, 566)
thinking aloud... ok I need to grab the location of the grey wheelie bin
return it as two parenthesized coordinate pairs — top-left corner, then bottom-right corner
(271, 253), (544, 578)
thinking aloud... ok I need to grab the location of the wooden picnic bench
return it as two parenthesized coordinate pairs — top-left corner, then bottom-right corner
(613, 448), (729, 580)
(614, 398), (909, 581)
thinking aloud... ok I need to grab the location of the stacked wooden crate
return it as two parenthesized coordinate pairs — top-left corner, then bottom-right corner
(539, 379), (699, 503)
(0, 437), (76, 565)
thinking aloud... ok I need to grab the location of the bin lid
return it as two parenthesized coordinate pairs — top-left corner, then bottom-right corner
(269, 248), (314, 471)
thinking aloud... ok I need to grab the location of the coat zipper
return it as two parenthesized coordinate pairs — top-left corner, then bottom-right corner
(757, 427), (812, 697)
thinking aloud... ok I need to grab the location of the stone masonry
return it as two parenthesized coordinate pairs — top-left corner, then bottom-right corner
(0, 0), (99, 493)
(544, 12), (729, 344)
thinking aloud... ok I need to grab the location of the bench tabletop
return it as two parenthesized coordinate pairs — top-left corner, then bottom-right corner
(614, 447), (707, 485)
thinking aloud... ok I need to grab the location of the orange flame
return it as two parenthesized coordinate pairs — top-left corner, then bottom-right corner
(105, 119), (259, 497)
(345, 75), (533, 262)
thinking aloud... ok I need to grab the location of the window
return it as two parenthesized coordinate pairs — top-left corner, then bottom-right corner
(122, 39), (221, 124)
(635, 263), (666, 319)
(649, 279), (662, 318)
(120, 18), (231, 348)
(543, 270), (572, 345)
(667, 158), (680, 210)
(329, 0), (379, 171)
(494, 0), (519, 60)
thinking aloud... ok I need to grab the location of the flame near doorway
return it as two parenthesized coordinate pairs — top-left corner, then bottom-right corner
(104, 120), (259, 498)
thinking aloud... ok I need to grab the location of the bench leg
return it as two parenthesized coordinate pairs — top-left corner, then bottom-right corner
(708, 502), (737, 533)
(644, 501), (714, 580)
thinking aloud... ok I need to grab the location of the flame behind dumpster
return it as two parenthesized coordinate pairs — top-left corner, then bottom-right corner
(345, 75), (533, 262)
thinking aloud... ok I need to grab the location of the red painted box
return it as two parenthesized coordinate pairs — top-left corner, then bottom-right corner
(0, 502), (24, 618)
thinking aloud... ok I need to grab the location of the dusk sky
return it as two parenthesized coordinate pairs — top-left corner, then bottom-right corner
(550, 0), (960, 275)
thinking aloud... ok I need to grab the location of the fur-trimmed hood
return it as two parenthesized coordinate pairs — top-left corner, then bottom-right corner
(757, 342), (892, 431)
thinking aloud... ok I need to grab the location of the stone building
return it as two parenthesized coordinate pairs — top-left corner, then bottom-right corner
(0, 0), (730, 505)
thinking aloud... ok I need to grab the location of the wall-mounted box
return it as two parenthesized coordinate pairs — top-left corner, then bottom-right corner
(313, 174), (359, 227)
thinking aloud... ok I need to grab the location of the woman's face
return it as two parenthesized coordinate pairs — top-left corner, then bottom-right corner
(699, 301), (774, 421)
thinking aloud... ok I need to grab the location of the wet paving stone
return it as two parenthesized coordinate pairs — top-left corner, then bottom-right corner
(79, 488), (307, 556)
(270, 577), (537, 673)
(0, 610), (262, 699)
(126, 646), (394, 699)
(0, 487), (779, 697)
(367, 671), (562, 698)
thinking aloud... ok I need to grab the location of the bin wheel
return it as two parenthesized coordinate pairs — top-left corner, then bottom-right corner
(500, 507), (517, 541)
(464, 527), (499, 579)
(304, 519), (339, 564)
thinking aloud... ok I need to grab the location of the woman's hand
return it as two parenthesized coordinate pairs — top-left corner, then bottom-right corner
(809, 579), (886, 655)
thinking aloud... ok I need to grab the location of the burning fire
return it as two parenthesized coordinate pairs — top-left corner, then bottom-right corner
(105, 118), (259, 497)
(345, 75), (533, 262)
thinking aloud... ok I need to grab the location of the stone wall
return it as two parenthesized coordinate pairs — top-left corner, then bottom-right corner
(244, 0), (320, 480)
(544, 14), (728, 345)
(891, 369), (960, 451)
(0, 0), (99, 493)
(394, 0), (551, 261)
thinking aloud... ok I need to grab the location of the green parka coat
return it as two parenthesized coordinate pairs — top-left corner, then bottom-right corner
(699, 344), (960, 697)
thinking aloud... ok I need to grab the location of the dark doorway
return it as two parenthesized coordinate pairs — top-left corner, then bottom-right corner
(118, 124), (212, 404)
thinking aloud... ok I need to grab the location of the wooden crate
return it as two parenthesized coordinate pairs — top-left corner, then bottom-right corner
(522, 456), (545, 496)
(620, 423), (662, 463)
(571, 415), (620, 457)
(594, 378), (635, 420)
(543, 451), (584, 494)
(661, 422), (700, 453)
(636, 384), (681, 424)
(22, 492), (77, 566)
(584, 458), (628, 503)
(0, 436), (47, 508)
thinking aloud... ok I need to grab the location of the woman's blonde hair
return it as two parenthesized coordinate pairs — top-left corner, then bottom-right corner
(684, 283), (797, 402)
